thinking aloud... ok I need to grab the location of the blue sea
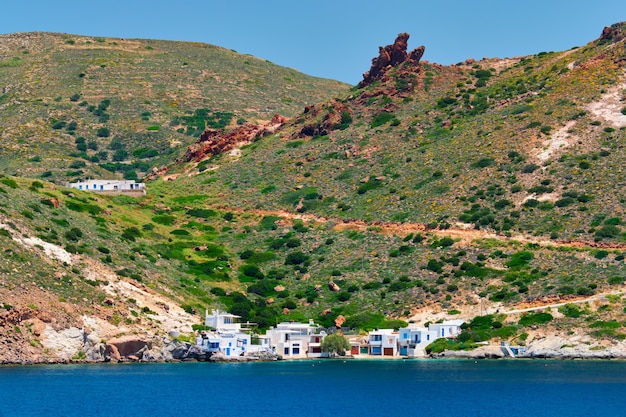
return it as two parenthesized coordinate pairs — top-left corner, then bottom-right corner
(1, 359), (625, 416)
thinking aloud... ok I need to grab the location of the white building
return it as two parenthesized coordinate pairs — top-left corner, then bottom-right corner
(398, 325), (438, 357)
(398, 320), (464, 357)
(429, 320), (464, 339)
(195, 310), (254, 358)
(205, 309), (244, 332)
(367, 329), (399, 356)
(266, 320), (322, 359)
(67, 179), (145, 194)
(307, 331), (327, 358)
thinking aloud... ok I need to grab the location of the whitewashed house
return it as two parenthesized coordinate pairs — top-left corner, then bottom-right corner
(398, 320), (464, 357)
(307, 331), (327, 358)
(398, 325), (438, 357)
(429, 320), (464, 339)
(195, 310), (253, 358)
(266, 320), (322, 359)
(67, 179), (145, 194)
(367, 329), (399, 356)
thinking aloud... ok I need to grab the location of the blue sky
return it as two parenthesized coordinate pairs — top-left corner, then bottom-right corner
(2, 0), (624, 84)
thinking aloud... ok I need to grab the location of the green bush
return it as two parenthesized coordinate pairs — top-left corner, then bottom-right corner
(471, 158), (495, 169)
(370, 111), (394, 128)
(152, 215), (176, 225)
(0, 178), (19, 189)
(521, 163), (539, 173)
(518, 312), (552, 326)
(506, 251), (533, 268)
(285, 251), (310, 265)
(121, 227), (142, 241)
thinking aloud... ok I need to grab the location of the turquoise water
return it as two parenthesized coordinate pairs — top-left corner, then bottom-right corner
(1, 359), (625, 416)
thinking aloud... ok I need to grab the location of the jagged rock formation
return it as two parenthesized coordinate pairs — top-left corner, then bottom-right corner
(182, 114), (287, 163)
(600, 21), (626, 44)
(359, 33), (425, 87)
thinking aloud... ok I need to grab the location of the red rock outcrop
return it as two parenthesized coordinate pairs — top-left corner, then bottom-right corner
(181, 114), (287, 163)
(599, 22), (626, 44)
(359, 33), (425, 87)
(298, 99), (352, 138)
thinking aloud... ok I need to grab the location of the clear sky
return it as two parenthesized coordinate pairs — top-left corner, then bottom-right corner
(2, 0), (624, 85)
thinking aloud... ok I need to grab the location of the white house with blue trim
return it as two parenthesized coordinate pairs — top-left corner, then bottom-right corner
(67, 179), (145, 194)
(265, 320), (322, 359)
(398, 320), (464, 357)
(195, 310), (253, 357)
(367, 329), (399, 356)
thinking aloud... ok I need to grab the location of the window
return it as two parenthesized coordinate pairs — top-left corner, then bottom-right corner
(293, 347), (300, 355)
(284, 347), (290, 355)
(93, 184), (96, 189)
(79, 185), (82, 190)
(427, 335), (430, 341)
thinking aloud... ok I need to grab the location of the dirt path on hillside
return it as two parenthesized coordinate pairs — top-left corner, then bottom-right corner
(502, 290), (624, 316)
(217, 206), (626, 250)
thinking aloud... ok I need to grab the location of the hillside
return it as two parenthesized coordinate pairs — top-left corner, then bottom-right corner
(2, 24), (626, 363)
(0, 32), (349, 182)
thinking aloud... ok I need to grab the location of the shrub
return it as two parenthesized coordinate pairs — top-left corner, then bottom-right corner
(519, 312), (553, 326)
(121, 227), (142, 241)
(97, 127), (110, 137)
(152, 215), (176, 225)
(558, 304), (582, 318)
(506, 251), (533, 268)
(521, 163), (539, 174)
(337, 112), (353, 130)
(240, 264), (264, 279)
(595, 225), (620, 240)
(285, 251), (309, 265)
(0, 178), (19, 189)
(594, 250), (609, 259)
(555, 197), (576, 207)
(357, 177), (383, 195)
(64, 227), (83, 242)
(336, 291), (351, 302)
(471, 158), (495, 169)
(370, 111), (394, 128)
(186, 208), (216, 218)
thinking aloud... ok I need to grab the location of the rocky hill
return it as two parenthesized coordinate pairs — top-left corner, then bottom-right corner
(0, 32), (348, 182)
(2, 24), (626, 363)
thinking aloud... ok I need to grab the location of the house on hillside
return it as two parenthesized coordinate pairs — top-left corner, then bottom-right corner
(67, 179), (145, 195)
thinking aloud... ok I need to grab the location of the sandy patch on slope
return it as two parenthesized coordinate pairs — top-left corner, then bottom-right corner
(587, 80), (626, 128)
(0, 219), (73, 264)
(536, 120), (578, 162)
(81, 257), (195, 334)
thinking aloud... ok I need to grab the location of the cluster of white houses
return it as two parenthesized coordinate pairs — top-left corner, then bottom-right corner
(195, 310), (464, 359)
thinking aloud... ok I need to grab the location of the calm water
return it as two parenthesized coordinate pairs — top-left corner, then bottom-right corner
(1, 359), (625, 416)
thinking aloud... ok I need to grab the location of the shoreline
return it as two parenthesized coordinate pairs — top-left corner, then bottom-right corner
(5, 350), (626, 366)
